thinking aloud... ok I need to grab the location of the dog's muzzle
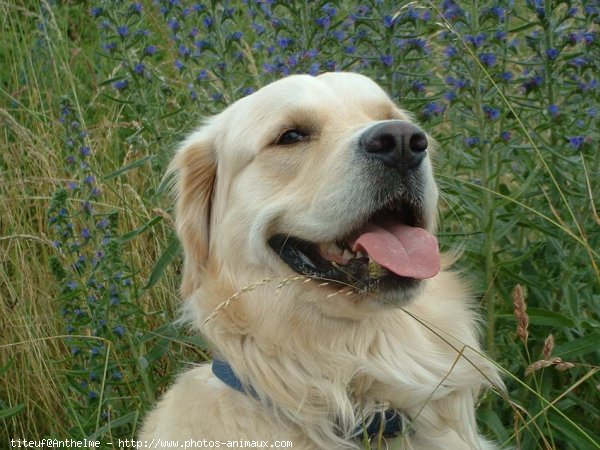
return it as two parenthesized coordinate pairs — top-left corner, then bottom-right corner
(360, 121), (428, 173)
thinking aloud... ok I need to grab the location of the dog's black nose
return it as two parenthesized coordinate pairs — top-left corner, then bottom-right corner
(360, 121), (428, 171)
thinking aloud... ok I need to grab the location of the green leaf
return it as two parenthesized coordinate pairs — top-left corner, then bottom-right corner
(550, 413), (600, 449)
(104, 155), (155, 180)
(478, 406), (510, 444)
(0, 403), (25, 419)
(87, 411), (138, 440)
(526, 308), (577, 328)
(118, 216), (162, 244)
(554, 332), (600, 359)
(145, 337), (171, 363)
(143, 235), (181, 290)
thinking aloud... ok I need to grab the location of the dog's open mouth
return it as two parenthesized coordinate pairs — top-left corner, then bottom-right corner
(268, 200), (441, 292)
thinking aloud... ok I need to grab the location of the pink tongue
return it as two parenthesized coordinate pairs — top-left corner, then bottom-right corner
(352, 223), (440, 279)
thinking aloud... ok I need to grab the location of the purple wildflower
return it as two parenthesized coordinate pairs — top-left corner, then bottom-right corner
(113, 79), (129, 90)
(465, 136), (480, 147)
(381, 55), (393, 67)
(479, 52), (497, 67)
(117, 26), (129, 38)
(483, 105), (501, 121)
(569, 136), (584, 149)
(546, 48), (559, 60)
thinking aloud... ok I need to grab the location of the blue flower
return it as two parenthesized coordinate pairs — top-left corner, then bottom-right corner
(145, 45), (157, 56)
(501, 71), (513, 81)
(97, 218), (110, 229)
(483, 106), (500, 121)
(316, 16), (331, 28)
(112, 370), (123, 381)
(113, 79), (129, 91)
(134, 63), (145, 75)
(114, 325), (126, 337)
(117, 26), (129, 38)
(423, 102), (446, 116)
(91, 7), (103, 18)
(381, 55), (393, 67)
(412, 81), (426, 93)
(465, 136), (480, 147)
(548, 104), (559, 117)
(203, 16), (213, 28)
(383, 15), (397, 28)
(102, 42), (117, 53)
(444, 91), (457, 101)
(479, 53), (497, 67)
(84, 175), (95, 185)
(546, 48), (559, 60)
(569, 136), (584, 149)
(466, 33), (486, 48)
(322, 3), (337, 17)
(252, 23), (266, 35)
(82, 228), (91, 240)
(175, 60), (185, 71)
(305, 49), (318, 59)
(88, 390), (99, 400)
(168, 19), (180, 32)
(444, 46), (457, 58)
(179, 44), (191, 58)
(130, 3), (143, 14)
(489, 6), (505, 20)
(278, 37), (292, 48)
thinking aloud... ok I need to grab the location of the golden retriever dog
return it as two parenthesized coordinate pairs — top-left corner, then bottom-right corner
(140, 72), (503, 449)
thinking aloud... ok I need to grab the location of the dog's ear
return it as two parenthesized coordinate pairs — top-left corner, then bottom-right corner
(168, 127), (217, 298)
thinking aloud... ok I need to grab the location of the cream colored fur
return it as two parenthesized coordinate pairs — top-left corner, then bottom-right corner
(139, 73), (503, 449)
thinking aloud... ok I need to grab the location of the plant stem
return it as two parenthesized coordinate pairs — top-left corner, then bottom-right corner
(471, 0), (497, 356)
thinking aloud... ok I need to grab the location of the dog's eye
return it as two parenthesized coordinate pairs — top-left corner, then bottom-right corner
(276, 129), (309, 145)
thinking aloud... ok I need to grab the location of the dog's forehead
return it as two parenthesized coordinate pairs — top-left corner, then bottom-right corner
(257, 72), (392, 108)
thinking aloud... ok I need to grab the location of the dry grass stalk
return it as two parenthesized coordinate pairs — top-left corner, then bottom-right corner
(512, 284), (529, 344)
(525, 356), (575, 376)
(542, 334), (555, 360)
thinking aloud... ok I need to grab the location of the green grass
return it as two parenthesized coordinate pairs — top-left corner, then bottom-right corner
(1, 1), (598, 449)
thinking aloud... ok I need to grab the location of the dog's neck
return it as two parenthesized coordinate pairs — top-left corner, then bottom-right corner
(211, 357), (407, 441)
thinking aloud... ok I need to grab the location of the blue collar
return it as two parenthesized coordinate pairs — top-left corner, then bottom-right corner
(211, 358), (405, 439)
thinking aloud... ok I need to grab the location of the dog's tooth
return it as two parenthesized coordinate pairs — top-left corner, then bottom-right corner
(357, 251), (366, 258)
(328, 242), (343, 255)
(342, 249), (354, 262)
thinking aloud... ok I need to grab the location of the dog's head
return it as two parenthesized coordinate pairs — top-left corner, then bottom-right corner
(171, 72), (440, 321)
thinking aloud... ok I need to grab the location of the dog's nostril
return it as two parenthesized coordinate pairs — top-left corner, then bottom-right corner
(366, 133), (397, 155)
(409, 132), (428, 153)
